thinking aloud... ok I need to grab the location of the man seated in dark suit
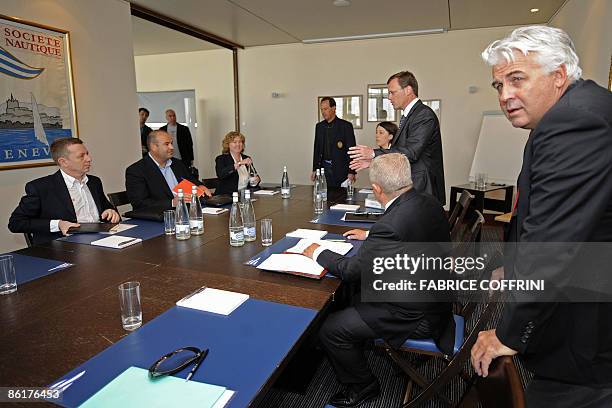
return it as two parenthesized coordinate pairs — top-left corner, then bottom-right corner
(303, 153), (454, 407)
(159, 109), (194, 168)
(125, 130), (211, 211)
(8, 138), (120, 245)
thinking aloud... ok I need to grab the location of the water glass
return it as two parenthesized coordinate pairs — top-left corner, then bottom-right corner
(118, 281), (142, 331)
(346, 179), (354, 201)
(164, 210), (176, 235)
(0, 255), (17, 295)
(261, 218), (273, 246)
(475, 173), (488, 189)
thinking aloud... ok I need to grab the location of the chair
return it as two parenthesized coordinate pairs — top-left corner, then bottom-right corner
(448, 190), (474, 241)
(23, 232), (34, 248)
(452, 210), (486, 259)
(107, 191), (130, 210)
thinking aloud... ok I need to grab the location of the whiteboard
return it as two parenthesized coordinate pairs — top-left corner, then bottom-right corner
(469, 111), (530, 185)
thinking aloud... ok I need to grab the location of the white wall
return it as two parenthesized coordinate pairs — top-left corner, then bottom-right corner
(550, 0), (612, 88)
(1, 0), (140, 252)
(134, 50), (236, 178)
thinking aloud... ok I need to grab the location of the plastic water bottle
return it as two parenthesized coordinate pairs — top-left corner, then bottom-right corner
(229, 192), (244, 246)
(281, 166), (291, 198)
(242, 189), (256, 242)
(313, 169), (321, 203)
(189, 186), (204, 235)
(175, 189), (191, 240)
(319, 167), (328, 202)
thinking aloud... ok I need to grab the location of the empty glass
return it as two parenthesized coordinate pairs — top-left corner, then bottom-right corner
(261, 219), (272, 246)
(346, 179), (354, 201)
(0, 255), (17, 295)
(164, 209), (176, 235)
(475, 173), (488, 189)
(118, 281), (142, 331)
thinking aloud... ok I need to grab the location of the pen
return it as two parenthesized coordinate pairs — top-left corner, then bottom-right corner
(185, 348), (209, 382)
(118, 238), (138, 247)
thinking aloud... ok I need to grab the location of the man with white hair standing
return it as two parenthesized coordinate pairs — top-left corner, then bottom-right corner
(471, 26), (612, 406)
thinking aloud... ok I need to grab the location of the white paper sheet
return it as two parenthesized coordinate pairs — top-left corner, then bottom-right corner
(285, 239), (353, 256)
(286, 229), (328, 239)
(329, 204), (360, 212)
(257, 253), (324, 277)
(176, 288), (249, 315)
(90, 235), (142, 249)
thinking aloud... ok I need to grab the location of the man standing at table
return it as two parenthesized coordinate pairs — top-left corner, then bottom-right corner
(126, 130), (210, 211)
(139, 107), (152, 156)
(348, 71), (445, 204)
(159, 108), (194, 168)
(312, 97), (356, 187)
(8, 138), (120, 244)
(470, 26), (612, 407)
(303, 153), (454, 407)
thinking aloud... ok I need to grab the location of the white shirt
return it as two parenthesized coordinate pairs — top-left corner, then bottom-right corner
(233, 153), (249, 191)
(312, 194), (401, 262)
(401, 97), (420, 120)
(50, 170), (100, 232)
(166, 123), (181, 160)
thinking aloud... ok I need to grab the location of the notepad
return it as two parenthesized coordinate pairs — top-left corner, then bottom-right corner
(202, 207), (229, 215)
(107, 223), (137, 234)
(79, 367), (228, 408)
(286, 229), (328, 240)
(286, 239), (353, 256)
(90, 235), (142, 249)
(359, 188), (374, 194)
(330, 204), (361, 212)
(177, 288), (249, 315)
(257, 253), (325, 279)
(253, 190), (279, 196)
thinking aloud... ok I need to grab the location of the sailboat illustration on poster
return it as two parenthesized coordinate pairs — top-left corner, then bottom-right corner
(31, 92), (49, 146)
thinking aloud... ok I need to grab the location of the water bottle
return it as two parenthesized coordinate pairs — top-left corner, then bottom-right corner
(189, 186), (204, 235)
(314, 192), (324, 214)
(281, 166), (291, 198)
(313, 169), (321, 203)
(319, 167), (328, 202)
(249, 164), (259, 187)
(229, 192), (244, 246)
(175, 189), (191, 240)
(242, 189), (256, 242)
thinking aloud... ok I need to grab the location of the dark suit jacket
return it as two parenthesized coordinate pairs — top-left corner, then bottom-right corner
(497, 79), (612, 386)
(140, 124), (152, 153)
(160, 123), (194, 166)
(312, 117), (356, 186)
(8, 171), (114, 244)
(375, 100), (446, 205)
(125, 155), (200, 211)
(214, 153), (260, 196)
(317, 189), (455, 353)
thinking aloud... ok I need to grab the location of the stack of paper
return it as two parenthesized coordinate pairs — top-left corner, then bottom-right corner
(253, 190), (279, 196)
(80, 367), (233, 408)
(257, 253), (325, 279)
(330, 204), (360, 212)
(286, 239), (353, 255)
(90, 235), (142, 249)
(107, 224), (137, 234)
(202, 208), (229, 215)
(177, 287), (249, 315)
(286, 229), (328, 239)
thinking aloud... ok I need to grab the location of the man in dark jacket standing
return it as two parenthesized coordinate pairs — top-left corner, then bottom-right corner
(159, 108), (194, 168)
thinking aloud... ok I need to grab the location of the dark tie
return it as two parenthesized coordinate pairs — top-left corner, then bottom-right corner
(399, 114), (408, 131)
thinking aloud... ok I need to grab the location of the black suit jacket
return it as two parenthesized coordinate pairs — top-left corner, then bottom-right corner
(312, 117), (356, 186)
(125, 155), (200, 211)
(8, 171), (114, 244)
(160, 123), (194, 166)
(497, 79), (612, 386)
(317, 189), (455, 353)
(214, 153), (260, 196)
(140, 124), (152, 152)
(375, 100), (445, 205)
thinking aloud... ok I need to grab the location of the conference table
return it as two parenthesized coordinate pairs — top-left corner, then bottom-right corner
(0, 186), (360, 407)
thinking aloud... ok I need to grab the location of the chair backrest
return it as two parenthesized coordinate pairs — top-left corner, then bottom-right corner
(23, 232), (34, 248)
(474, 356), (526, 408)
(449, 190), (474, 240)
(201, 178), (219, 190)
(107, 191), (130, 210)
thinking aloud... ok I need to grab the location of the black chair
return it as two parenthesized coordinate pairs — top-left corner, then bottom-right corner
(23, 232), (34, 248)
(449, 190), (475, 241)
(107, 191), (130, 210)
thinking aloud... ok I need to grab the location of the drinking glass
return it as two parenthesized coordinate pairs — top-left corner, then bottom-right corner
(118, 281), (142, 331)
(261, 219), (272, 246)
(0, 255), (17, 295)
(164, 210), (176, 235)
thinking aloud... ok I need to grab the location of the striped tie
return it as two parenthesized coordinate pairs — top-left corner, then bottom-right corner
(399, 114), (408, 131)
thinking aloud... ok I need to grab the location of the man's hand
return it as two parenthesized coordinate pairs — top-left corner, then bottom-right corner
(348, 173), (356, 182)
(348, 145), (375, 160)
(343, 229), (367, 241)
(471, 329), (517, 377)
(58, 220), (79, 236)
(101, 209), (121, 223)
(349, 159), (372, 171)
(202, 186), (213, 197)
(302, 243), (321, 259)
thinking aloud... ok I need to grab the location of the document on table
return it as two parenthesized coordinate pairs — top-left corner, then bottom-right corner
(329, 204), (361, 212)
(359, 188), (374, 194)
(257, 253), (325, 279)
(286, 229), (328, 239)
(253, 190), (279, 196)
(176, 287), (249, 315)
(285, 239), (353, 256)
(106, 223), (137, 234)
(90, 235), (142, 249)
(202, 207), (229, 215)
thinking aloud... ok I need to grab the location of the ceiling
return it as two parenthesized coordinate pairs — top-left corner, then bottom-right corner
(129, 0), (567, 53)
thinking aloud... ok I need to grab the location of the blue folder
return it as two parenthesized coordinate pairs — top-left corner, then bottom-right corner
(310, 209), (383, 229)
(57, 219), (163, 245)
(6, 253), (72, 285)
(49, 299), (316, 408)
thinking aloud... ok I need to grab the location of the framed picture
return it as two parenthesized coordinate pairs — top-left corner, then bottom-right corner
(317, 95), (362, 129)
(422, 99), (441, 121)
(367, 84), (396, 122)
(0, 14), (78, 170)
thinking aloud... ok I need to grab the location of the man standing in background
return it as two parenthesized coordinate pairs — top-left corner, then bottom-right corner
(160, 108), (194, 168)
(139, 107), (152, 156)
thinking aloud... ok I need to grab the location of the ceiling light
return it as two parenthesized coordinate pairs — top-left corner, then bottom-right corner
(303, 28), (446, 44)
(333, 0), (351, 6)
(530, 8), (539, 13)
